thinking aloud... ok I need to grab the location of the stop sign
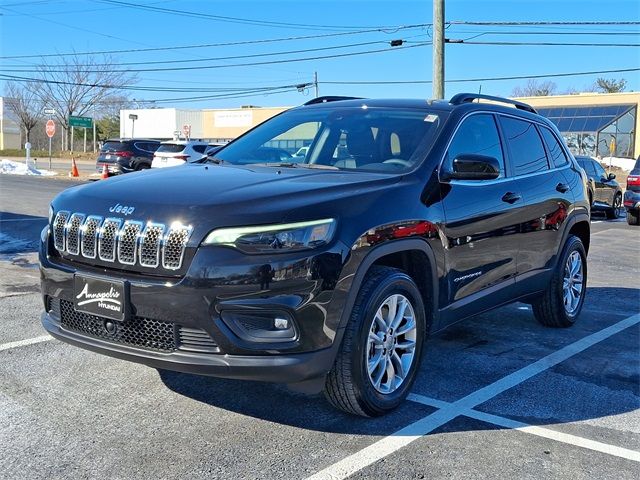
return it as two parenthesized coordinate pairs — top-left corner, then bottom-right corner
(45, 120), (55, 138)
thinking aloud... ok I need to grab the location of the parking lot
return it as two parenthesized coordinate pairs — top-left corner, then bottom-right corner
(1, 174), (638, 479)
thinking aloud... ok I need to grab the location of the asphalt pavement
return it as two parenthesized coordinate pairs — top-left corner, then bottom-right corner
(0, 174), (638, 479)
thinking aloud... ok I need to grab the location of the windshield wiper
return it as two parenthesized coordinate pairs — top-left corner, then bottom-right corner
(204, 157), (224, 164)
(251, 162), (339, 170)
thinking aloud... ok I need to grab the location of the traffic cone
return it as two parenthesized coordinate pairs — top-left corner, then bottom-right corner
(100, 163), (109, 180)
(70, 157), (79, 177)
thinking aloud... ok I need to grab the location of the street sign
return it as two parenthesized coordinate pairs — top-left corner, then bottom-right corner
(43, 108), (56, 116)
(46, 120), (56, 138)
(182, 124), (191, 139)
(69, 115), (93, 128)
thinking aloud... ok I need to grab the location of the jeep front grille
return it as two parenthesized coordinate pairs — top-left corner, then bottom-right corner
(52, 211), (192, 271)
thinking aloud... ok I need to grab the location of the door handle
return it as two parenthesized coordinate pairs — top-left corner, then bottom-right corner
(556, 183), (569, 193)
(502, 192), (522, 204)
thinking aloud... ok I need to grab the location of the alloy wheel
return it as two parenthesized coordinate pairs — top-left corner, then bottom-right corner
(562, 251), (584, 315)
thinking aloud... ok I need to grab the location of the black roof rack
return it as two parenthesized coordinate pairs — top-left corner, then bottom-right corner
(304, 96), (364, 106)
(449, 93), (537, 114)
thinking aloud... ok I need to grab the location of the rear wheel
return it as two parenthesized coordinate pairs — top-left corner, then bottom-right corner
(627, 210), (640, 226)
(324, 266), (426, 417)
(606, 193), (622, 219)
(135, 163), (150, 171)
(532, 235), (587, 328)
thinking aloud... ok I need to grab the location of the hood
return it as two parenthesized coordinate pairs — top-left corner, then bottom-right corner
(52, 164), (403, 243)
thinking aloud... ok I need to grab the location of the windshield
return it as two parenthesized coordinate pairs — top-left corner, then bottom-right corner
(101, 141), (128, 152)
(214, 106), (444, 173)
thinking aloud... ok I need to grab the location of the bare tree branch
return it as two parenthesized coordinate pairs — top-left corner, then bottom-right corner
(4, 81), (42, 143)
(512, 79), (557, 97)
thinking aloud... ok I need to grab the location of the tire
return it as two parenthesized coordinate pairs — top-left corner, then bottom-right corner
(532, 235), (587, 328)
(606, 192), (622, 219)
(324, 266), (426, 417)
(627, 210), (640, 226)
(135, 163), (150, 171)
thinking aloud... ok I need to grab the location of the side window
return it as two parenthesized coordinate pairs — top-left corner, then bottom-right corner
(539, 127), (569, 168)
(192, 145), (207, 154)
(446, 114), (505, 177)
(592, 160), (607, 179)
(500, 117), (549, 176)
(581, 160), (597, 177)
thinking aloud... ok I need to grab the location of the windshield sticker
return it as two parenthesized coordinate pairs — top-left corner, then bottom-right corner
(424, 114), (438, 123)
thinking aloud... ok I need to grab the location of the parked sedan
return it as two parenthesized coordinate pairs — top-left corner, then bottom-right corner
(151, 141), (224, 168)
(96, 139), (161, 174)
(575, 155), (623, 219)
(623, 157), (640, 225)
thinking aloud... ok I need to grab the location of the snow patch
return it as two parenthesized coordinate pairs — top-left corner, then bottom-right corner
(600, 156), (636, 171)
(0, 159), (57, 176)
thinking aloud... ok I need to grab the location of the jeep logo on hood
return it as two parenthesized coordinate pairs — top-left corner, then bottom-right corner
(109, 203), (135, 215)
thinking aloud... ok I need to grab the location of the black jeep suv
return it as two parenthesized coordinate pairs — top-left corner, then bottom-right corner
(40, 94), (590, 417)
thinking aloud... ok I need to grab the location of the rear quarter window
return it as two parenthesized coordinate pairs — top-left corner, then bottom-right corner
(539, 127), (569, 168)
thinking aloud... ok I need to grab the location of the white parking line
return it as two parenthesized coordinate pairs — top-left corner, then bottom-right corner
(409, 394), (640, 463)
(306, 313), (640, 480)
(0, 335), (52, 353)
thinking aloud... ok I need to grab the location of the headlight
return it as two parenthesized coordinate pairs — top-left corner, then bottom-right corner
(48, 205), (54, 224)
(202, 218), (336, 254)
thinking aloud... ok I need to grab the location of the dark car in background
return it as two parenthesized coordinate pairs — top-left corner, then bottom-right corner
(575, 155), (623, 219)
(96, 139), (161, 175)
(624, 158), (640, 225)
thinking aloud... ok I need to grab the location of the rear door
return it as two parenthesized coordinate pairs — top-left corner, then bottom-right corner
(590, 159), (616, 206)
(499, 116), (573, 276)
(439, 113), (527, 308)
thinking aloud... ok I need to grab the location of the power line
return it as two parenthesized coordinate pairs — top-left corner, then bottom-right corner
(0, 25), (426, 60)
(453, 40), (640, 47)
(0, 42), (431, 74)
(321, 67), (640, 85)
(449, 21), (640, 26)
(97, 0), (404, 31)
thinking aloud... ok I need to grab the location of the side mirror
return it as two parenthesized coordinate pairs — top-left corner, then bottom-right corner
(608, 173), (616, 180)
(443, 154), (501, 181)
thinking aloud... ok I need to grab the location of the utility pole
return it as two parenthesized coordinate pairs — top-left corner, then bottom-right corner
(432, 0), (445, 99)
(314, 71), (319, 98)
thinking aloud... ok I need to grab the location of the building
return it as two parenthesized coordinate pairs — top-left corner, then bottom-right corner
(119, 106), (288, 143)
(0, 97), (22, 150)
(514, 92), (639, 160)
(120, 108), (205, 140)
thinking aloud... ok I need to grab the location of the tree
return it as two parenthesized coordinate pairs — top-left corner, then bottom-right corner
(4, 81), (42, 144)
(30, 53), (135, 150)
(512, 79), (557, 97)
(594, 77), (627, 93)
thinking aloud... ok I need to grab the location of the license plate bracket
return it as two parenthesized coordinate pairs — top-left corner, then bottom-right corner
(73, 274), (128, 321)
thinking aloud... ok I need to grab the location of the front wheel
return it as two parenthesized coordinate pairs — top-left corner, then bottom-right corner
(532, 235), (587, 328)
(627, 210), (640, 226)
(324, 266), (426, 417)
(606, 193), (622, 219)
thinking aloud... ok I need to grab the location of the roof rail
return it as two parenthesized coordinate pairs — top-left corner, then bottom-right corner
(449, 93), (537, 114)
(303, 96), (363, 106)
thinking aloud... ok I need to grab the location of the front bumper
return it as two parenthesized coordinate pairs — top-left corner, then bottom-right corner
(39, 226), (348, 383)
(41, 311), (335, 383)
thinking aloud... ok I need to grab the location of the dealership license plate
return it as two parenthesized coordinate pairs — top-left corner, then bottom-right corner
(73, 274), (126, 321)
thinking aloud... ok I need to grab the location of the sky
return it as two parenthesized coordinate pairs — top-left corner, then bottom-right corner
(0, 0), (639, 110)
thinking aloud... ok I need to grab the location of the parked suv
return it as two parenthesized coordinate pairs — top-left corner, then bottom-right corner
(151, 140), (225, 168)
(624, 157), (640, 225)
(40, 94), (590, 417)
(96, 139), (161, 175)
(575, 155), (623, 219)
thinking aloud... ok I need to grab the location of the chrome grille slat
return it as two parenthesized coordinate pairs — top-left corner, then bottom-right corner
(118, 220), (143, 265)
(52, 211), (191, 272)
(163, 225), (192, 270)
(53, 211), (69, 251)
(65, 213), (85, 255)
(139, 223), (165, 268)
(98, 218), (123, 262)
(81, 216), (103, 259)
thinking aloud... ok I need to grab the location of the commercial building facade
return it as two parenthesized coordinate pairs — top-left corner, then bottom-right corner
(514, 92), (639, 160)
(0, 97), (22, 150)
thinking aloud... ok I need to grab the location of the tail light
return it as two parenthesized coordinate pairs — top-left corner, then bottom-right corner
(114, 151), (133, 158)
(627, 175), (640, 187)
